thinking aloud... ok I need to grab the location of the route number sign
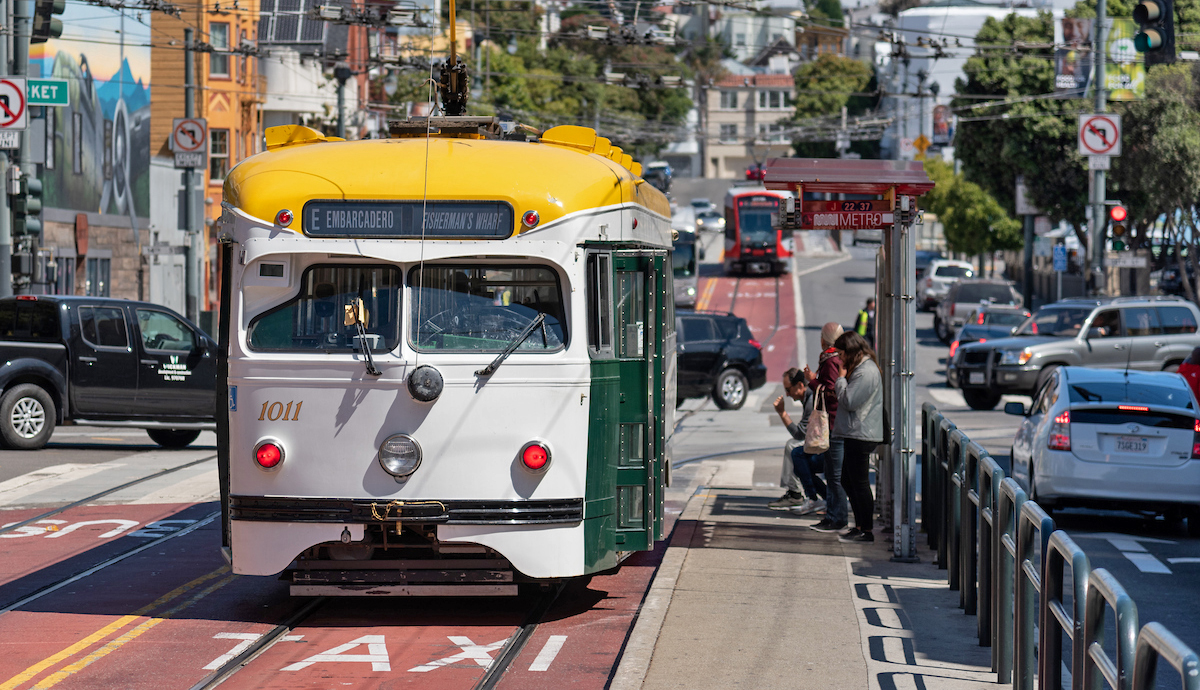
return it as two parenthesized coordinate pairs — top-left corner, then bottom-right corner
(0, 77), (28, 130)
(1078, 114), (1121, 156)
(172, 118), (208, 169)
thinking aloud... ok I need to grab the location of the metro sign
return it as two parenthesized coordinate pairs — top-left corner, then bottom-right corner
(794, 200), (894, 230)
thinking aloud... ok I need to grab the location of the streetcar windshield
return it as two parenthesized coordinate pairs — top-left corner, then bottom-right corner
(247, 265), (401, 352)
(673, 242), (696, 278)
(411, 265), (566, 351)
(739, 211), (776, 244)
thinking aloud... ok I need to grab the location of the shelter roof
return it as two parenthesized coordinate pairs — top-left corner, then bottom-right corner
(763, 158), (935, 195)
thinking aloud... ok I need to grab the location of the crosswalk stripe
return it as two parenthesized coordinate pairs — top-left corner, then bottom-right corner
(0, 464), (122, 507)
(128, 468), (220, 505)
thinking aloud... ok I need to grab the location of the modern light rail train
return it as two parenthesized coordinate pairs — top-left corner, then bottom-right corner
(216, 119), (675, 595)
(722, 185), (793, 276)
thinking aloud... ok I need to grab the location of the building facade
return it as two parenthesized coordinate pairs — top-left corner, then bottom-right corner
(705, 74), (796, 179)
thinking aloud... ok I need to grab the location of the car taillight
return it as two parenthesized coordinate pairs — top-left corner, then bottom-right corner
(977, 313), (985, 324)
(1118, 405), (1150, 412)
(951, 303), (956, 317)
(949, 340), (959, 358)
(521, 441), (551, 472)
(748, 338), (762, 350)
(254, 440), (284, 469)
(1048, 410), (1071, 451)
(1193, 419), (1200, 459)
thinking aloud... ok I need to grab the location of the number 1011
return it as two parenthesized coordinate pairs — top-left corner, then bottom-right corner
(259, 401), (302, 421)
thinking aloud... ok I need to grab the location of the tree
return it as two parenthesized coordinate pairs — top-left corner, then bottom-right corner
(789, 54), (876, 158)
(923, 158), (1023, 257)
(807, 0), (844, 27)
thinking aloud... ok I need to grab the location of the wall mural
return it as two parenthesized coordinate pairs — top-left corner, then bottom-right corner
(31, 7), (151, 219)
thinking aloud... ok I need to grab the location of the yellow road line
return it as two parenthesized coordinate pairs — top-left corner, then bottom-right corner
(0, 566), (232, 690)
(0, 617), (139, 690)
(32, 575), (236, 689)
(695, 278), (717, 311)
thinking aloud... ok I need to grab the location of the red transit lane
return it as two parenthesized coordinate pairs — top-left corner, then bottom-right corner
(697, 274), (798, 381)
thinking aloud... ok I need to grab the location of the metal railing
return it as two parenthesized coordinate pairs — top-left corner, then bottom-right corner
(921, 402), (1197, 690)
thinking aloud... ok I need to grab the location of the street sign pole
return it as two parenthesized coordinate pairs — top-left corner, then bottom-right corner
(184, 29), (200, 325)
(0, 0), (9, 297)
(1092, 0), (1109, 294)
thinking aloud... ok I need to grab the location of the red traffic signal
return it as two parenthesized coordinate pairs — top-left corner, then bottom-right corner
(1109, 205), (1128, 222)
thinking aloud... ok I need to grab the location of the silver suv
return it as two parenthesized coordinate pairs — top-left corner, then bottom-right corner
(934, 278), (1023, 343)
(950, 296), (1200, 410)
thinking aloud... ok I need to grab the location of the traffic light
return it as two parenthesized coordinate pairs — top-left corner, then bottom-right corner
(1133, 0), (1175, 67)
(11, 174), (43, 237)
(1110, 204), (1128, 251)
(31, 0), (65, 44)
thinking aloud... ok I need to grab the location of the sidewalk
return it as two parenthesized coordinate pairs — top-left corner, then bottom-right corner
(612, 486), (996, 690)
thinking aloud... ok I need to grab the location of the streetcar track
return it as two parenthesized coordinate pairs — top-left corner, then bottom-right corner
(761, 274), (783, 349)
(726, 276), (742, 314)
(0, 511), (220, 615)
(0, 454), (218, 537)
(187, 596), (328, 690)
(473, 584), (564, 690)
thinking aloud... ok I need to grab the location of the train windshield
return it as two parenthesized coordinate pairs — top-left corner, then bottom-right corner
(737, 196), (779, 245)
(247, 265), (401, 352)
(673, 241), (696, 277)
(411, 265), (566, 351)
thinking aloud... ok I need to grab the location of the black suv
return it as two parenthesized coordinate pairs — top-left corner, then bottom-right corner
(676, 310), (767, 410)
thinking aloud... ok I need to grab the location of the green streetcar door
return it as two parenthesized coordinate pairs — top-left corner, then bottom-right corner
(612, 252), (667, 551)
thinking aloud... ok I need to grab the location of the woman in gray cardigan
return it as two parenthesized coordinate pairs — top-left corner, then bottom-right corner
(830, 331), (883, 543)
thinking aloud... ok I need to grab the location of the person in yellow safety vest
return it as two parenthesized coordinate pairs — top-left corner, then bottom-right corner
(854, 298), (875, 349)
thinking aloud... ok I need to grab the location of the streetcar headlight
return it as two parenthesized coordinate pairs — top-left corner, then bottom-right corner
(254, 439), (285, 470)
(687, 286), (696, 296)
(520, 440), (552, 472)
(379, 434), (422, 477)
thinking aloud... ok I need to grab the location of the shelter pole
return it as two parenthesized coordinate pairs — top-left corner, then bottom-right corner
(893, 188), (918, 562)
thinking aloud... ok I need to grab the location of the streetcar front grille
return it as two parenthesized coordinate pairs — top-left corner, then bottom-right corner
(230, 495), (584, 525)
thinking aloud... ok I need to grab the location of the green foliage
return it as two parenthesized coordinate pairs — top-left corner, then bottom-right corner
(923, 158), (1023, 254)
(1111, 63), (1200, 222)
(1068, 0), (1200, 49)
(807, 0), (844, 27)
(953, 12), (1091, 231)
(791, 53), (873, 118)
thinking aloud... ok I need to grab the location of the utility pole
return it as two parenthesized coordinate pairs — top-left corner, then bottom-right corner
(184, 29), (200, 324)
(7, 0), (32, 295)
(1091, 0), (1108, 294)
(0, 0), (11, 297)
(334, 63), (352, 138)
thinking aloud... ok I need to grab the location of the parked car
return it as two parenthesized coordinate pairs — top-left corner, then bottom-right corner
(690, 198), (716, 215)
(0, 295), (217, 450)
(918, 259), (975, 311)
(1006, 366), (1200, 533)
(952, 296), (1200, 410)
(676, 310), (767, 410)
(1159, 262), (1195, 296)
(915, 250), (945, 282)
(946, 305), (1032, 385)
(934, 279), (1023, 343)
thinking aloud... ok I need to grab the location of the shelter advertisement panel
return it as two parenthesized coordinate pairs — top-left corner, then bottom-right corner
(30, 7), (151, 218)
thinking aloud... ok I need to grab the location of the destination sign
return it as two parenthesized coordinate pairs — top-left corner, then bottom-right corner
(303, 201), (514, 238)
(805, 200), (891, 213)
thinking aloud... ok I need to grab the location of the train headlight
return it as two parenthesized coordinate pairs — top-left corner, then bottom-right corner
(379, 434), (422, 477)
(520, 441), (551, 472)
(254, 439), (285, 470)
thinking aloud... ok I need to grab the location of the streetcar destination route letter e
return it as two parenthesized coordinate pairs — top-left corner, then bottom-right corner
(303, 200), (515, 238)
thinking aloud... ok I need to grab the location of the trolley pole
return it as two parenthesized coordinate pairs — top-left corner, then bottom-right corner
(1090, 0), (1108, 294)
(184, 29), (200, 324)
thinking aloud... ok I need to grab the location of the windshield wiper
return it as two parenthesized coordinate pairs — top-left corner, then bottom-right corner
(476, 312), (547, 377)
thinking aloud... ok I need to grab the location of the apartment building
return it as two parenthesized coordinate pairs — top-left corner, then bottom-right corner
(705, 74), (796, 179)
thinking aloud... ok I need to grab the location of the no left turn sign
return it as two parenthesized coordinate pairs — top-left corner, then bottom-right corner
(1078, 114), (1121, 156)
(0, 78), (28, 130)
(172, 118), (207, 153)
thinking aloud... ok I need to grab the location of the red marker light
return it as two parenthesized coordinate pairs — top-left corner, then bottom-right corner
(522, 210), (540, 228)
(15, 295), (36, 301)
(521, 442), (550, 471)
(632, 218), (639, 229)
(255, 441), (284, 469)
(275, 209), (294, 226)
(1118, 404), (1150, 412)
(1048, 410), (1071, 451)
(1109, 205), (1128, 222)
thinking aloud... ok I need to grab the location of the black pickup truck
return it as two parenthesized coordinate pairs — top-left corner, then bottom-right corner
(0, 295), (217, 450)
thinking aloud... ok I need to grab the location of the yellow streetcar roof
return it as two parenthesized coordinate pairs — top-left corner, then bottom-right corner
(224, 124), (670, 234)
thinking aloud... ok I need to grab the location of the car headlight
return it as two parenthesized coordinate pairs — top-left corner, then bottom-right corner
(999, 348), (1033, 366)
(379, 434), (422, 477)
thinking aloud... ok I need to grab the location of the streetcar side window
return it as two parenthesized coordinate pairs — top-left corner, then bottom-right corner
(410, 264), (566, 352)
(246, 265), (401, 352)
(587, 253), (613, 357)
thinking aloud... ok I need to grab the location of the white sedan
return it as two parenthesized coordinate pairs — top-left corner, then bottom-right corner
(1006, 366), (1200, 535)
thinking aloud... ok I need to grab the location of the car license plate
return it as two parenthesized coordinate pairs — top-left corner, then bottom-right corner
(969, 372), (985, 385)
(1115, 436), (1149, 453)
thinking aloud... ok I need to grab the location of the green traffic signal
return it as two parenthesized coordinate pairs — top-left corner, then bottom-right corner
(31, 0), (65, 44)
(11, 174), (44, 237)
(1133, 0), (1175, 66)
